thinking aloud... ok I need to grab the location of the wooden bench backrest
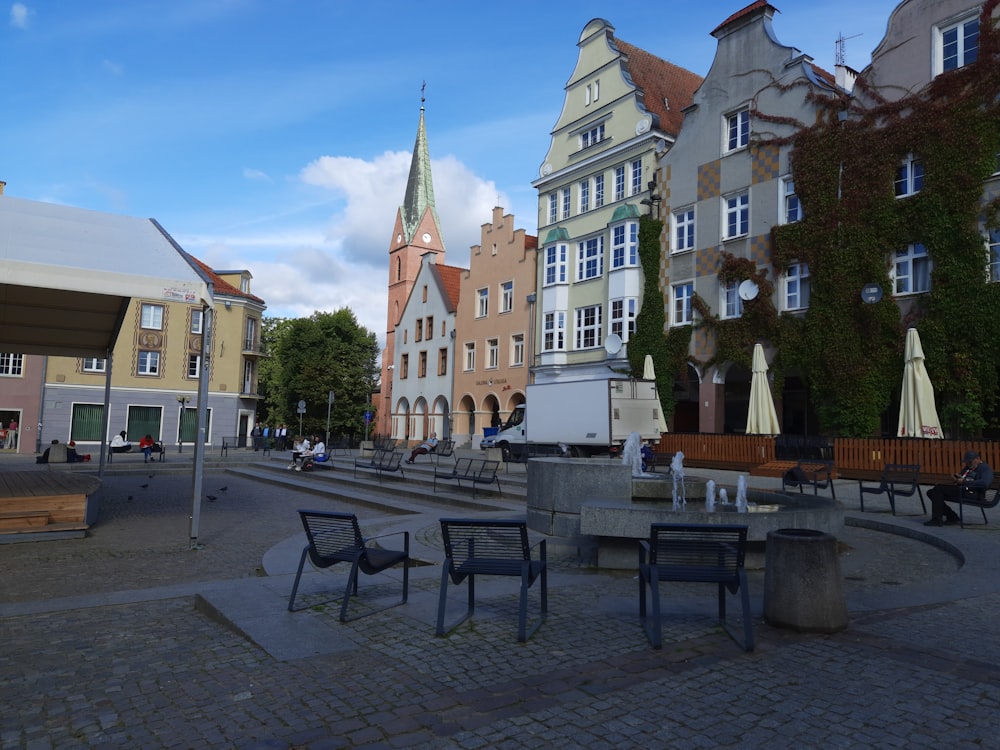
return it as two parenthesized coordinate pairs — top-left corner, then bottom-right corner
(440, 518), (531, 577)
(299, 510), (364, 567)
(648, 523), (748, 582)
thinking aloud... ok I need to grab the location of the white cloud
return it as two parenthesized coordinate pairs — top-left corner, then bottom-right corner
(9, 2), (30, 28)
(183, 151), (506, 345)
(242, 167), (271, 182)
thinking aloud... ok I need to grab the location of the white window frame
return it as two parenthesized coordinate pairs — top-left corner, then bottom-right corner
(511, 333), (525, 367)
(543, 311), (566, 352)
(934, 14), (979, 75)
(580, 123), (605, 149)
(579, 179), (590, 213)
(894, 243), (932, 296)
(611, 221), (639, 269)
(594, 173), (605, 208)
(138, 350), (160, 376)
(780, 176), (801, 224)
(0, 353), (24, 377)
(895, 154), (924, 198)
(724, 108), (750, 153)
(190, 309), (203, 334)
(561, 188), (571, 220)
(548, 193), (558, 224)
(464, 342), (476, 371)
(989, 229), (1000, 283)
(187, 353), (201, 379)
(500, 281), (514, 313)
(487, 338), (499, 369)
(721, 280), (743, 320)
(673, 207), (695, 253)
(610, 297), (637, 342)
(672, 282), (694, 326)
(476, 287), (489, 318)
(630, 159), (643, 196)
(544, 244), (568, 286)
(614, 165), (626, 202)
(577, 236), (604, 281)
(784, 262), (810, 311)
(140, 303), (164, 330)
(723, 192), (750, 240)
(574, 305), (603, 350)
(82, 357), (107, 373)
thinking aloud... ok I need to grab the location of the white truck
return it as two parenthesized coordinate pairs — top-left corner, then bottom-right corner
(488, 378), (666, 460)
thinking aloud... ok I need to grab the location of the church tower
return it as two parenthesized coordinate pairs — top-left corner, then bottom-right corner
(377, 96), (446, 436)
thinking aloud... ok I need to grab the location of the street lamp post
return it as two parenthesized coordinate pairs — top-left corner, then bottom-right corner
(176, 394), (191, 452)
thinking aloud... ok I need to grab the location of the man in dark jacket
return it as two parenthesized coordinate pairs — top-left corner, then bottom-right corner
(925, 450), (993, 526)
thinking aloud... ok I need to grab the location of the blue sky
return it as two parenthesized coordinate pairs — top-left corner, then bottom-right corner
(2, 0), (899, 341)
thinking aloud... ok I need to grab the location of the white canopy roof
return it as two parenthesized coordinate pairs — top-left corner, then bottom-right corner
(0, 195), (213, 357)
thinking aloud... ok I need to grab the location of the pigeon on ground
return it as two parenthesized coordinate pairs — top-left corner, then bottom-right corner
(206, 495), (217, 502)
(140, 483), (149, 489)
(218, 486), (228, 492)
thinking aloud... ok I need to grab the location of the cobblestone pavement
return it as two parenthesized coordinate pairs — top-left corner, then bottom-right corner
(1, 470), (998, 749)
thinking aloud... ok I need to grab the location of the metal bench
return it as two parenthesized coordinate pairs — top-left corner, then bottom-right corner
(353, 449), (404, 482)
(436, 518), (547, 642)
(433, 457), (501, 497)
(858, 463), (925, 515)
(108, 444), (165, 463)
(639, 523), (754, 652)
(287, 510), (409, 621)
(951, 485), (1000, 528)
(782, 460), (836, 499)
(431, 438), (456, 464)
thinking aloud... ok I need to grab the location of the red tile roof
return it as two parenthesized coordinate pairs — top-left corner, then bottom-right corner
(613, 38), (703, 136)
(712, 0), (775, 37)
(433, 263), (463, 313)
(187, 254), (266, 305)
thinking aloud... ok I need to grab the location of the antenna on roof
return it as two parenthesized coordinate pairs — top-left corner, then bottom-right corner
(835, 32), (863, 67)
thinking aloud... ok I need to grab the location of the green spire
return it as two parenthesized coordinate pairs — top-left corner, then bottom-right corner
(400, 100), (444, 246)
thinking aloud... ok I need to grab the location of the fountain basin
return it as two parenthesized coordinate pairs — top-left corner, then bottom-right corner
(580, 490), (843, 569)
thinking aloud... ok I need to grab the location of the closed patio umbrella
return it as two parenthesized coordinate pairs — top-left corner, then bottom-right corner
(643, 354), (655, 380)
(898, 327), (943, 438)
(746, 343), (780, 435)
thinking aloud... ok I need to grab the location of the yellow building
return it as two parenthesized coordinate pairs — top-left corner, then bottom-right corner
(40, 258), (266, 451)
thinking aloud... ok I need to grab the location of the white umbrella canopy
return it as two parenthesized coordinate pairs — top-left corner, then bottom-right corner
(746, 343), (781, 435)
(898, 327), (943, 438)
(643, 354), (656, 380)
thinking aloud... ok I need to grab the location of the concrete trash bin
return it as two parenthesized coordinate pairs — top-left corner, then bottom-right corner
(763, 528), (848, 633)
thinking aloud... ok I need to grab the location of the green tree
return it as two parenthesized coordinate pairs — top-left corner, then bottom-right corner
(261, 309), (379, 441)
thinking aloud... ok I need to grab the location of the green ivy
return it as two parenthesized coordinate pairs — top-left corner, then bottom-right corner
(764, 1), (1000, 437)
(629, 215), (690, 422)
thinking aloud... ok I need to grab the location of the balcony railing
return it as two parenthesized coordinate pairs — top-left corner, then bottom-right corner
(241, 339), (268, 356)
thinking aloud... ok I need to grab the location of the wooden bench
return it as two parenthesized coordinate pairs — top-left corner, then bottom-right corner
(638, 523), (754, 652)
(433, 457), (502, 497)
(436, 518), (547, 642)
(288, 510), (409, 621)
(108, 445), (165, 463)
(353, 449), (404, 482)
(858, 463), (925, 516)
(781, 460), (836, 500)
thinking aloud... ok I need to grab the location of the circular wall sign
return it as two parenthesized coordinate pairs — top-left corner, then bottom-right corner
(422, 232), (432, 243)
(861, 283), (883, 304)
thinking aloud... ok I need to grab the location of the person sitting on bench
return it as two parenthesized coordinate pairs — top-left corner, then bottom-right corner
(110, 431), (132, 453)
(925, 450), (993, 526)
(406, 433), (438, 464)
(138, 434), (160, 463)
(298, 436), (326, 471)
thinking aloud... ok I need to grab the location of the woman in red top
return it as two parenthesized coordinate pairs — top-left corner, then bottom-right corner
(138, 434), (158, 463)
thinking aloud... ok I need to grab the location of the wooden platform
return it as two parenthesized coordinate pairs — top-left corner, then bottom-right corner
(0, 471), (102, 535)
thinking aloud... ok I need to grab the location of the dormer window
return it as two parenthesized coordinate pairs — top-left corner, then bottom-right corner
(936, 14), (979, 75)
(580, 123), (605, 149)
